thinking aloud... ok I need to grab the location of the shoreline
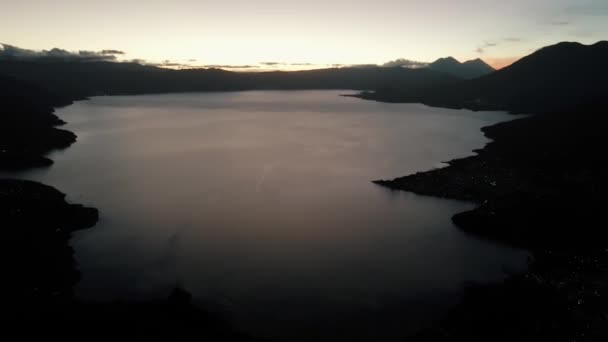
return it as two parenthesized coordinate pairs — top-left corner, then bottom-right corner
(362, 91), (608, 340)
(1, 80), (266, 340)
(4, 80), (606, 339)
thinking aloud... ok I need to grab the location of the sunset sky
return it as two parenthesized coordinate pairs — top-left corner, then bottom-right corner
(1, 0), (606, 70)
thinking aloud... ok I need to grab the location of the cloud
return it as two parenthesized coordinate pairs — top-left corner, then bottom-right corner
(504, 37), (523, 42)
(346, 64), (379, 68)
(331, 59), (428, 69)
(101, 49), (125, 55)
(476, 38), (521, 55)
(0, 44), (266, 71)
(128, 59), (146, 64)
(202, 64), (259, 69)
(157, 60), (185, 67)
(139, 61), (261, 70)
(381, 58), (428, 68)
(0, 43), (125, 62)
(259, 62), (318, 69)
(475, 41), (498, 55)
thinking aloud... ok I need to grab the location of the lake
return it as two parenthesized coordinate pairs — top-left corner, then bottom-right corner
(5, 91), (527, 341)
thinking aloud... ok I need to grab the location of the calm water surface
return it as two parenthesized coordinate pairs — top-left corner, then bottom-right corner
(6, 91), (527, 341)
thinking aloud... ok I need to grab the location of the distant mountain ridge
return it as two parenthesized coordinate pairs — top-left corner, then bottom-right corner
(428, 57), (495, 79)
(0, 60), (459, 99)
(367, 41), (608, 114)
(4, 40), (606, 115)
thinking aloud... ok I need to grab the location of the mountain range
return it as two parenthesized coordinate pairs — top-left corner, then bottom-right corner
(0, 58), (461, 101)
(365, 41), (608, 114)
(0, 52), (497, 101)
(428, 57), (495, 79)
(1, 41), (606, 116)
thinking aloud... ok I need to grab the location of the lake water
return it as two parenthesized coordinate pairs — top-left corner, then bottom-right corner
(5, 91), (527, 341)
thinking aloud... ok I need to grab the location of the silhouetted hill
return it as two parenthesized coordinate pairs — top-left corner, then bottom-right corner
(462, 58), (495, 76)
(428, 57), (495, 79)
(367, 41), (608, 113)
(0, 60), (458, 100)
(0, 75), (77, 169)
(368, 42), (608, 340)
(428, 57), (461, 73)
(0, 74), (72, 111)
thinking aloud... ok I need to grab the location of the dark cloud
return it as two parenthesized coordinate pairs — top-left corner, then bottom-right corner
(382, 58), (428, 68)
(101, 49), (125, 55)
(0, 44), (265, 71)
(0, 43), (125, 62)
(334, 60), (429, 69)
(475, 38), (520, 54)
(475, 41), (498, 55)
(291, 63), (314, 66)
(260, 62), (280, 66)
(145, 61), (191, 68)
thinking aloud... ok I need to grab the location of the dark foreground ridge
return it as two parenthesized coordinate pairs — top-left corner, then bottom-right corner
(373, 110), (606, 249)
(1, 180), (268, 341)
(2, 179), (98, 302)
(369, 42), (608, 341)
(374, 108), (608, 341)
(0, 74), (77, 169)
